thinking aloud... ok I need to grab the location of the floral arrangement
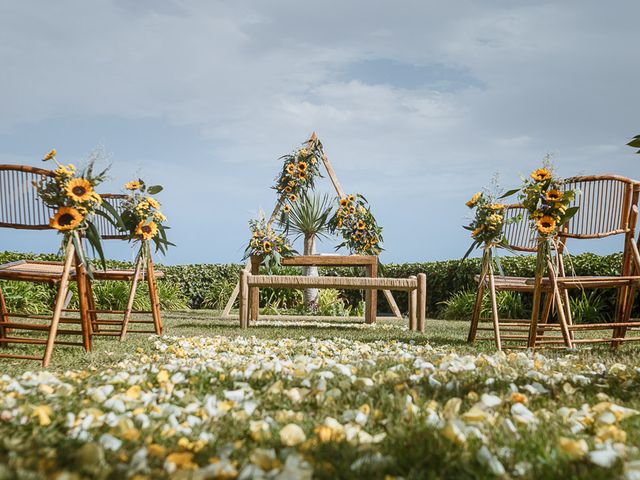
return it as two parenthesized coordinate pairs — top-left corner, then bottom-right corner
(244, 216), (296, 272)
(37, 148), (111, 269)
(519, 165), (578, 238)
(274, 136), (324, 214)
(462, 190), (513, 259)
(329, 194), (383, 255)
(120, 179), (173, 257)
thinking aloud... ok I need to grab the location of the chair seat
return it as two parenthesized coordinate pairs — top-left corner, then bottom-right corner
(0, 260), (163, 282)
(475, 274), (640, 292)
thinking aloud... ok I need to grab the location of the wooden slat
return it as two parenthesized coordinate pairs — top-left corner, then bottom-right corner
(247, 274), (418, 291)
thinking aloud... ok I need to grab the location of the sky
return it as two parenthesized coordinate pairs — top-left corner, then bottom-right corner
(1, 0), (639, 265)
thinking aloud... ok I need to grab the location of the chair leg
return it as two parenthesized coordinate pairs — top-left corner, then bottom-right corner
(43, 240), (75, 367)
(120, 256), (143, 341)
(147, 256), (163, 336)
(85, 279), (99, 333)
(0, 285), (8, 348)
(74, 258), (92, 352)
(468, 249), (490, 343)
(546, 257), (573, 349)
(487, 265), (502, 351)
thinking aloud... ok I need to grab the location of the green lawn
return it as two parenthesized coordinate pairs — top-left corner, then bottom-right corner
(1, 313), (640, 479)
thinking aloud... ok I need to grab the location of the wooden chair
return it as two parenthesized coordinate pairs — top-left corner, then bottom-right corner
(528, 174), (640, 348)
(467, 205), (561, 349)
(0, 165), (92, 366)
(66, 193), (164, 340)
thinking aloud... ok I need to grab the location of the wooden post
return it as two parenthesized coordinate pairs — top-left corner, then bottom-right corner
(546, 257), (573, 349)
(0, 285), (8, 348)
(528, 242), (546, 349)
(119, 255), (143, 341)
(239, 270), (249, 328)
(408, 276), (417, 330)
(417, 273), (426, 332)
(147, 255), (163, 335)
(365, 259), (378, 324)
(250, 256), (260, 322)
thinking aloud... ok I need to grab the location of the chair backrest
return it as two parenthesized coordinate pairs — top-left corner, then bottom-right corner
(501, 204), (538, 253)
(96, 193), (129, 240)
(0, 165), (56, 230)
(561, 175), (640, 239)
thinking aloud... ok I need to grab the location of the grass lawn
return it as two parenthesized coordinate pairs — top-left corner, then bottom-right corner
(1, 312), (640, 479)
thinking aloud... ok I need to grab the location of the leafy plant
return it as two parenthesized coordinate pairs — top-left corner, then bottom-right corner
(570, 290), (609, 324)
(0, 281), (55, 314)
(440, 289), (526, 321)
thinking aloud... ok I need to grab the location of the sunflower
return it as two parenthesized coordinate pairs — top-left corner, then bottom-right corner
(43, 149), (57, 161)
(284, 186), (293, 193)
(288, 180), (296, 187)
(65, 178), (94, 202)
(263, 241), (272, 253)
(286, 164), (296, 175)
(531, 168), (552, 182)
(289, 194), (297, 202)
(471, 224), (485, 238)
(298, 148), (309, 158)
(297, 161), (308, 172)
(466, 192), (482, 208)
(348, 194), (355, 203)
(348, 206), (356, 214)
(545, 190), (563, 202)
(146, 197), (161, 209)
(298, 171), (307, 181)
(135, 221), (158, 240)
(125, 180), (142, 190)
(357, 220), (366, 230)
(49, 206), (83, 231)
(536, 215), (557, 235)
(283, 204), (291, 213)
(339, 197), (349, 207)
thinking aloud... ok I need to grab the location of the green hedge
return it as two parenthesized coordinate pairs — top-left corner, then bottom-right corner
(0, 251), (627, 317)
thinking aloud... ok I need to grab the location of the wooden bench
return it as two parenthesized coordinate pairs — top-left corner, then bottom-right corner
(238, 271), (427, 331)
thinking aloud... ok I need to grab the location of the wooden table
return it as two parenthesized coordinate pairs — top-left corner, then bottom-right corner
(250, 254), (379, 323)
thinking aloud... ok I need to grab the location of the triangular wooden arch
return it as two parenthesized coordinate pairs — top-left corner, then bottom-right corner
(222, 132), (402, 319)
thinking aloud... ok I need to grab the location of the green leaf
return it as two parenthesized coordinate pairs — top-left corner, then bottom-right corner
(86, 221), (107, 271)
(147, 185), (163, 194)
(499, 188), (520, 199)
(100, 200), (126, 230)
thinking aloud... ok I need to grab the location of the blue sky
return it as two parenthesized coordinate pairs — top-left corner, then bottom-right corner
(1, 0), (639, 264)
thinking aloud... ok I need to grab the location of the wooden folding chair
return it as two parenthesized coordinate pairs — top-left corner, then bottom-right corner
(79, 193), (164, 340)
(0, 165), (92, 366)
(467, 205), (564, 349)
(528, 174), (640, 348)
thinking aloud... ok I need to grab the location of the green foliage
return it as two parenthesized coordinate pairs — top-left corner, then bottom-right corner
(628, 134), (640, 154)
(280, 191), (333, 241)
(440, 289), (526, 321)
(0, 281), (55, 314)
(570, 290), (610, 324)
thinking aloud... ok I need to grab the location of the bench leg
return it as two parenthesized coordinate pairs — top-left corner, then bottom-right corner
(409, 276), (417, 331)
(417, 273), (426, 332)
(239, 270), (249, 329)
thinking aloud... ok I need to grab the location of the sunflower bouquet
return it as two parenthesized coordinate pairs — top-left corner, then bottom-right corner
(37, 148), (112, 270)
(119, 179), (173, 258)
(244, 217), (296, 272)
(519, 165), (578, 238)
(328, 194), (384, 255)
(462, 190), (513, 259)
(274, 137), (324, 215)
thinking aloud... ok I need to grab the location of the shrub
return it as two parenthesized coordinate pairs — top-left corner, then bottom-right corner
(440, 289), (527, 321)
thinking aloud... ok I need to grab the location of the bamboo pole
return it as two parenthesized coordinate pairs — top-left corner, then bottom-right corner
(417, 273), (427, 332)
(487, 262), (502, 351)
(468, 247), (490, 343)
(239, 270), (249, 328)
(119, 255), (143, 341)
(409, 276), (417, 331)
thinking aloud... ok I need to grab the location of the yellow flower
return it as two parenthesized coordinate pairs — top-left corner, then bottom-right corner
(510, 392), (528, 404)
(49, 207), (84, 231)
(154, 211), (167, 222)
(545, 190), (563, 202)
(466, 192), (481, 208)
(531, 168), (552, 182)
(297, 161), (308, 173)
(65, 178), (94, 202)
(487, 214), (503, 226)
(536, 215), (557, 235)
(263, 241), (272, 253)
(54, 164), (75, 178)
(125, 180), (142, 190)
(284, 186), (293, 193)
(339, 197), (349, 207)
(283, 204), (291, 213)
(43, 149), (57, 161)
(32, 405), (53, 426)
(489, 203), (505, 210)
(165, 452), (196, 470)
(357, 220), (366, 230)
(471, 225), (485, 238)
(288, 194), (297, 202)
(135, 221), (158, 240)
(298, 148), (309, 157)
(298, 171), (307, 181)
(146, 197), (161, 209)
(558, 437), (588, 459)
(348, 194), (355, 203)
(286, 164), (296, 175)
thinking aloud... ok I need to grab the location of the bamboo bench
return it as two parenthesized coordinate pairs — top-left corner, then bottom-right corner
(238, 271), (427, 331)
